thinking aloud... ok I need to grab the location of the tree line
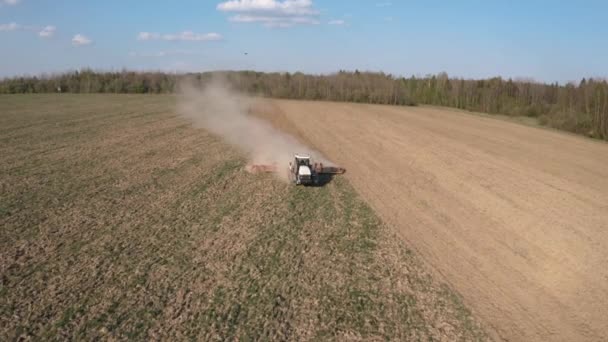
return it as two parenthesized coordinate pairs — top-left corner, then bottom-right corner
(1, 69), (607, 140)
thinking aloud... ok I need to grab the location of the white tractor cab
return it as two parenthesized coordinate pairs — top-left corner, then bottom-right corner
(289, 154), (316, 185)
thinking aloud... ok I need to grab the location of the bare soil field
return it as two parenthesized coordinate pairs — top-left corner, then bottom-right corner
(0, 94), (488, 340)
(258, 100), (608, 341)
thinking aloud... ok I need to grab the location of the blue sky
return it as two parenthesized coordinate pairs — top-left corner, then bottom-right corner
(1, 0), (607, 83)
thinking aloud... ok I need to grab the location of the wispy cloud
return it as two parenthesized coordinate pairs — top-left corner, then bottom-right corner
(1, 0), (22, 6)
(229, 15), (319, 27)
(1, 22), (56, 39)
(38, 25), (55, 38)
(137, 31), (222, 41)
(0, 22), (18, 31)
(217, 0), (320, 28)
(328, 19), (345, 25)
(376, 2), (392, 7)
(72, 34), (92, 46)
(217, 0), (318, 15)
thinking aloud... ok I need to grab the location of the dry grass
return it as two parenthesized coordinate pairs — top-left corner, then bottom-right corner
(0, 94), (488, 341)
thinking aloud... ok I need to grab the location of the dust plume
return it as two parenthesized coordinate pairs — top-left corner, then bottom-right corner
(176, 78), (330, 181)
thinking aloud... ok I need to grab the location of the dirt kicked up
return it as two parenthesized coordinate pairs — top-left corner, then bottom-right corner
(260, 99), (608, 342)
(0, 94), (487, 341)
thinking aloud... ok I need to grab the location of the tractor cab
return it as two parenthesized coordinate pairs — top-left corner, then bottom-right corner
(290, 154), (315, 185)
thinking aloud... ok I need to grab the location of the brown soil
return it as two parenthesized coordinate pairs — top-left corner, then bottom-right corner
(259, 99), (608, 342)
(0, 94), (488, 341)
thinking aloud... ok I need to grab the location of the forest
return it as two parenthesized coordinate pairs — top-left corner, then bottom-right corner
(1, 70), (606, 140)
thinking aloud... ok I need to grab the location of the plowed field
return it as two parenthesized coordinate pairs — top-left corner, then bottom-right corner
(258, 99), (608, 342)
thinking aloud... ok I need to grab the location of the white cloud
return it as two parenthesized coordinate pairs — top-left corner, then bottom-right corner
(164, 31), (222, 41)
(2, 0), (21, 6)
(218, 0), (318, 15)
(328, 19), (345, 25)
(229, 14), (319, 27)
(137, 31), (222, 41)
(376, 2), (392, 7)
(217, 0), (319, 28)
(72, 34), (92, 46)
(137, 32), (159, 41)
(2, 22), (58, 39)
(38, 25), (55, 37)
(0, 22), (18, 31)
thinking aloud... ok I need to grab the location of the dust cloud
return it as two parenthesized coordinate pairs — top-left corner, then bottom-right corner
(176, 78), (329, 181)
